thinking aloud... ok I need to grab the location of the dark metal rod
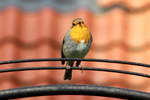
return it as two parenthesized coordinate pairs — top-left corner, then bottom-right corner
(0, 84), (149, 99)
(0, 58), (149, 68)
(0, 66), (149, 78)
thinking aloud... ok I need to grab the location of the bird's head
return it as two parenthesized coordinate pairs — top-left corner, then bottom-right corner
(72, 18), (85, 27)
(70, 18), (90, 43)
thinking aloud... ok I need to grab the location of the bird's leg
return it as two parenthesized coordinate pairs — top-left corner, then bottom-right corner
(81, 66), (85, 73)
(78, 65), (84, 73)
(66, 64), (71, 69)
(76, 61), (84, 73)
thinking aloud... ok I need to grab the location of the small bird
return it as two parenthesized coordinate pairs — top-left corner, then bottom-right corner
(61, 18), (92, 80)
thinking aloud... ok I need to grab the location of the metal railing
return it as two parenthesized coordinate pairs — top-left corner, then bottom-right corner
(0, 58), (149, 99)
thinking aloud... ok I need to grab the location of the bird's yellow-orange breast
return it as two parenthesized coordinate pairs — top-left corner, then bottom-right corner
(70, 25), (90, 43)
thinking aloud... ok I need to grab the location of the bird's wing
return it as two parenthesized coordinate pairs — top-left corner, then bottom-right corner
(90, 32), (93, 43)
(61, 38), (65, 65)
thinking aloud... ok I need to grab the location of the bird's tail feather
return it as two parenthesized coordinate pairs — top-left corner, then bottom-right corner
(64, 68), (72, 80)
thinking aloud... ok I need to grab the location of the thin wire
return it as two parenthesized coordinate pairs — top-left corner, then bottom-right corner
(0, 84), (149, 99)
(0, 58), (149, 68)
(0, 66), (149, 78)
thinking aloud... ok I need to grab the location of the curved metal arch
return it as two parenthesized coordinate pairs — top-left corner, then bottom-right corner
(0, 84), (149, 99)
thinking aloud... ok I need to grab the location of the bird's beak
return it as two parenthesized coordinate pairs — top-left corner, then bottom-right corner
(80, 23), (85, 27)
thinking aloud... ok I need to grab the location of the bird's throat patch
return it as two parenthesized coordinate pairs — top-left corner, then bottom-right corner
(70, 25), (90, 43)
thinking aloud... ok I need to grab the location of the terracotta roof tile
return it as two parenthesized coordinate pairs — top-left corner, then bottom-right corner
(127, 12), (147, 48)
(99, 0), (123, 6)
(0, 80), (16, 90)
(126, 0), (149, 7)
(19, 13), (39, 44)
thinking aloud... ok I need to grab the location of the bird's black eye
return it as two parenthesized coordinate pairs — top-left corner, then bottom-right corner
(72, 23), (76, 26)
